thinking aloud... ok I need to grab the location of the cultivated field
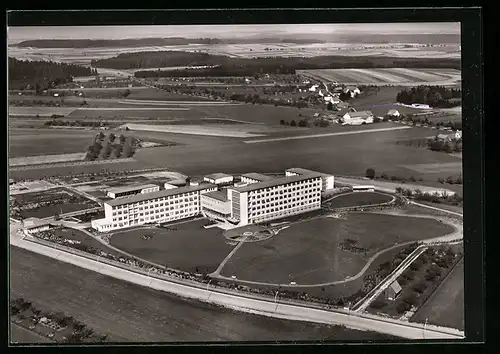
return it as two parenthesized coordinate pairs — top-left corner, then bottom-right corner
(297, 68), (461, 86)
(110, 219), (235, 274)
(9, 152), (86, 167)
(411, 258), (464, 330)
(325, 192), (394, 209)
(8, 128), (96, 158)
(220, 213), (453, 285)
(9, 247), (393, 341)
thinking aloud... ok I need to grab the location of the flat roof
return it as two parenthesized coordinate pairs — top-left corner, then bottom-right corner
(347, 110), (374, 118)
(165, 179), (186, 186)
(23, 217), (51, 228)
(107, 183), (159, 194)
(204, 172), (233, 180)
(105, 183), (216, 207)
(231, 172), (323, 193)
(202, 190), (229, 202)
(241, 173), (275, 182)
(286, 167), (332, 178)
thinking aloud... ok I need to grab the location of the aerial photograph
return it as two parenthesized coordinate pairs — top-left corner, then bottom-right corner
(8, 21), (465, 344)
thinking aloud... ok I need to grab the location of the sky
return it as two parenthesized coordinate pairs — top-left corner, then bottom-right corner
(7, 23), (460, 43)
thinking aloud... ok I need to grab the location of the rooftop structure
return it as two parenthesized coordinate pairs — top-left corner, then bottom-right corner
(204, 173), (234, 185)
(232, 172), (323, 193)
(106, 184), (159, 195)
(105, 183), (216, 207)
(240, 173), (275, 183)
(203, 190), (229, 202)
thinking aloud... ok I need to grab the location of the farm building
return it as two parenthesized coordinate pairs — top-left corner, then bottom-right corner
(436, 131), (461, 142)
(342, 111), (374, 125)
(106, 184), (160, 199)
(203, 173), (234, 185)
(22, 217), (53, 235)
(384, 280), (403, 301)
(387, 109), (401, 117)
(309, 85), (319, 92)
(285, 167), (334, 191)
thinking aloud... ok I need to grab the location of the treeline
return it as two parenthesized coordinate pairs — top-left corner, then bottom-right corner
(396, 85), (461, 108)
(395, 188), (463, 207)
(428, 136), (463, 153)
(8, 57), (92, 90)
(14, 37), (326, 48)
(92, 51), (461, 73)
(85, 133), (137, 161)
(44, 120), (109, 128)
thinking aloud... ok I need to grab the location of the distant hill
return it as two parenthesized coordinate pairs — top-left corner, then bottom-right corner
(11, 37), (327, 48)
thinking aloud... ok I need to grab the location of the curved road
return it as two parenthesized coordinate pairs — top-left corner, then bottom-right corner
(9, 227), (463, 340)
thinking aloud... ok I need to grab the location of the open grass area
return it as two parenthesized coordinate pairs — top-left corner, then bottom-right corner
(220, 213), (453, 285)
(325, 192), (394, 208)
(410, 258), (464, 330)
(8, 128), (96, 158)
(110, 219), (235, 274)
(9, 247), (394, 341)
(126, 88), (212, 101)
(10, 323), (53, 344)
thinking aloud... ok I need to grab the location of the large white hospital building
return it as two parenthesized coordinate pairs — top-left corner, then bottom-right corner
(91, 168), (334, 232)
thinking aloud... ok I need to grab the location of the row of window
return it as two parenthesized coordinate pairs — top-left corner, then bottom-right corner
(249, 204), (319, 223)
(248, 199), (320, 217)
(109, 211), (198, 229)
(111, 192), (199, 210)
(249, 191), (319, 206)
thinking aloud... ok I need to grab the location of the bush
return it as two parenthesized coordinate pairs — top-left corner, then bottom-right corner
(365, 168), (376, 179)
(413, 282), (427, 294)
(290, 120), (297, 127)
(396, 301), (411, 314)
(370, 298), (386, 309)
(279, 119), (286, 125)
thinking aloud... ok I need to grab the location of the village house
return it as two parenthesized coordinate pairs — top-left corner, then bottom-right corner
(387, 109), (401, 117)
(384, 280), (403, 301)
(342, 110), (374, 125)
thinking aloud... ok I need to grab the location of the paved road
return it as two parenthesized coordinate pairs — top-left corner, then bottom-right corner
(9, 235), (463, 339)
(410, 201), (463, 217)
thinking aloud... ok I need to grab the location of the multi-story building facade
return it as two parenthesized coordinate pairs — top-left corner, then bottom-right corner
(92, 184), (216, 232)
(200, 190), (231, 221)
(227, 172), (323, 226)
(285, 168), (334, 191)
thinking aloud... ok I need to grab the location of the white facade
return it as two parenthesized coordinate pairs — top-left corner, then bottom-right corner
(200, 192), (232, 221)
(92, 184), (216, 232)
(228, 174), (323, 226)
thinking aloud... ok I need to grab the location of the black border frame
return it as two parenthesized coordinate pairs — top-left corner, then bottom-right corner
(4, 7), (485, 351)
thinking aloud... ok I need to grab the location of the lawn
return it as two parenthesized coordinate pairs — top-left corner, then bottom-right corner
(126, 88), (212, 101)
(410, 258), (464, 330)
(110, 219), (235, 274)
(10, 323), (53, 344)
(220, 213), (453, 285)
(51, 227), (123, 257)
(9, 247), (393, 341)
(8, 128), (96, 158)
(325, 192), (394, 208)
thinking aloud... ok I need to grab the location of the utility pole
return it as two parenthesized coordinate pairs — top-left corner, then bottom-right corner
(274, 290), (279, 312)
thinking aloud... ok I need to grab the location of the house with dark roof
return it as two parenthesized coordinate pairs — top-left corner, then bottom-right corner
(342, 110), (374, 125)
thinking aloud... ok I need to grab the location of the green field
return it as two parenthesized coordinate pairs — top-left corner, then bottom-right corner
(8, 128), (96, 157)
(9, 247), (395, 341)
(220, 213), (453, 285)
(325, 192), (394, 208)
(110, 219), (235, 273)
(411, 258), (464, 330)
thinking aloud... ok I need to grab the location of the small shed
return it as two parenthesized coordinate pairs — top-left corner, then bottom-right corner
(384, 280), (403, 301)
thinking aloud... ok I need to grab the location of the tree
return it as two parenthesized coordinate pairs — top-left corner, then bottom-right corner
(290, 120), (297, 127)
(413, 282), (427, 294)
(403, 293), (419, 307)
(109, 133), (116, 143)
(396, 301), (411, 314)
(97, 132), (105, 140)
(119, 134), (126, 144)
(279, 119), (286, 125)
(365, 168), (376, 179)
(327, 102), (333, 111)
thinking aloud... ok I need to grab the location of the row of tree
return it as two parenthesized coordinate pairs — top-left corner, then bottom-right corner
(396, 85), (461, 108)
(438, 175), (463, 185)
(44, 119), (109, 128)
(428, 137), (463, 153)
(395, 187), (463, 206)
(91, 50), (460, 73)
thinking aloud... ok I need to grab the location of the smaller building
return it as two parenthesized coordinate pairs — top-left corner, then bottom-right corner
(164, 179), (187, 190)
(23, 217), (52, 234)
(204, 173), (234, 185)
(387, 109), (401, 117)
(384, 280), (403, 301)
(342, 111), (374, 125)
(106, 184), (159, 199)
